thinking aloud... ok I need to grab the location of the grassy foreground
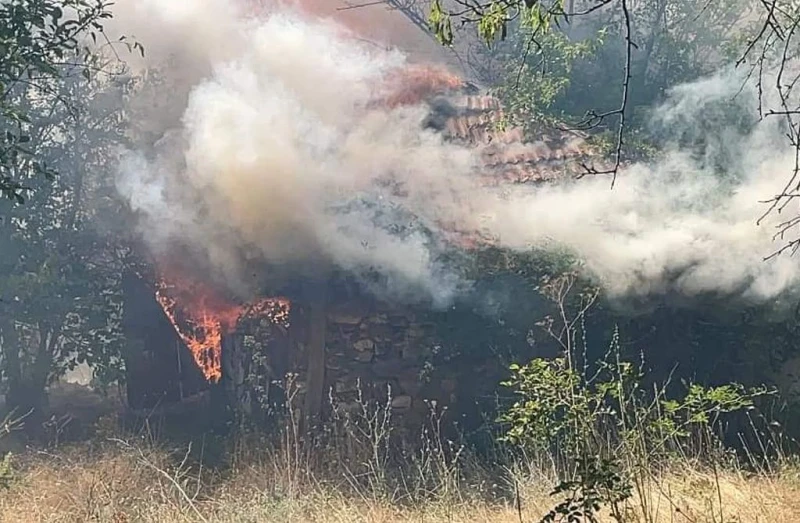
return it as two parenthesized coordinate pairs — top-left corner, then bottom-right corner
(0, 437), (798, 523)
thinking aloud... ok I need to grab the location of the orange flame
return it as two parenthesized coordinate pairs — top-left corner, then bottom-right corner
(154, 272), (290, 383)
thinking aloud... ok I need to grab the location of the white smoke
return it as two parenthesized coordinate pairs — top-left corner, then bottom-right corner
(112, 0), (480, 305)
(109, 0), (800, 306)
(483, 71), (799, 302)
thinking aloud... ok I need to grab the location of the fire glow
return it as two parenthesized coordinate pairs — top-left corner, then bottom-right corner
(155, 274), (290, 383)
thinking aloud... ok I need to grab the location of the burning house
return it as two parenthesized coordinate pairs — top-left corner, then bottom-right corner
(121, 71), (601, 428)
(103, 0), (800, 444)
(116, 0), (606, 430)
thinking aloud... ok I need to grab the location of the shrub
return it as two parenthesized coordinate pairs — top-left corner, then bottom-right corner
(499, 273), (773, 522)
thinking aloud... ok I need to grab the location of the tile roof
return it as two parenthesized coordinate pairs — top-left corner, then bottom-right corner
(378, 66), (609, 250)
(420, 81), (603, 186)
(378, 64), (602, 185)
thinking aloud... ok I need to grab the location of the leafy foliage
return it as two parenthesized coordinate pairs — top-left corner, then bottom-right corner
(0, 9), (140, 423)
(543, 456), (631, 523)
(0, 0), (141, 203)
(430, 0), (754, 167)
(490, 19), (604, 134)
(499, 273), (773, 522)
(430, 0), (567, 47)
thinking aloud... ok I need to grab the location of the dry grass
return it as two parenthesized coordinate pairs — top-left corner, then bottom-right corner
(1, 378), (797, 523)
(0, 440), (798, 523)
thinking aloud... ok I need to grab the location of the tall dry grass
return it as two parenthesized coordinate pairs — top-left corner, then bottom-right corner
(0, 386), (799, 523)
(0, 437), (799, 523)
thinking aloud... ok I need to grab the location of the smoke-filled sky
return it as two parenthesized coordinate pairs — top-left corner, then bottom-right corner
(108, 0), (800, 307)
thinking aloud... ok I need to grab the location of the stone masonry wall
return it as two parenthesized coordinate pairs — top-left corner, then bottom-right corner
(322, 300), (441, 422)
(227, 292), (518, 433)
(316, 298), (505, 431)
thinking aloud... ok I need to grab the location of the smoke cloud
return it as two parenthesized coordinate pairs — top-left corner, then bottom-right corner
(112, 0), (480, 305)
(484, 70), (799, 302)
(109, 0), (800, 307)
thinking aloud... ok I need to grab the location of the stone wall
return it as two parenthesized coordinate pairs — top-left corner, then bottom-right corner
(291, 296), (515, 431)
(323, 301), (440, 420)
(220, 293), (513, 433)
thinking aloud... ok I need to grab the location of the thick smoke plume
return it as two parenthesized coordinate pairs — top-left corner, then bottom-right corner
(110, 0), (800, 306)
(487, 70), (798, 302)
(112, 0), (480, 305)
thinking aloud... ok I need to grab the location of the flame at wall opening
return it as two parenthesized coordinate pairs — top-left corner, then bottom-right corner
(154, 272), (291, 383)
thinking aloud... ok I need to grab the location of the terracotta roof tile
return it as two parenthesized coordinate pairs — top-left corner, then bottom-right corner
(420, 91), (601, 185)
(381, 67), (607, 191)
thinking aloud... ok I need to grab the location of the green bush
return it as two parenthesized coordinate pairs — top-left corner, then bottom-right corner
(499, 273), (772, 522)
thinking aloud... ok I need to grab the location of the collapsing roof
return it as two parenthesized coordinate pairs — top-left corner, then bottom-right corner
(240, 2), (601, 194)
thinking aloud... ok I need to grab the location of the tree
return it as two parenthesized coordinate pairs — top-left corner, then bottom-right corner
(0, 0), (140, 203)
(427, 0), (766, 185)
(481, 18), (603, 136)
(0, 56), (136, 432)
(736, 2), (800, 257)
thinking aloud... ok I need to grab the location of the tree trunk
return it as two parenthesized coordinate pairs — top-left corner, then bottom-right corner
(1, 320), (23, 417)
(632, 0), (666, 108)
(1, 322), (58, 439)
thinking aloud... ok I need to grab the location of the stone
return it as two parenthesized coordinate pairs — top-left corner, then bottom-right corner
(407, 324), (426, 338)
(398, 379), (422, 396)
(328, 315), (363, 326)
(776, 356), (800, 401)
(337, 324), (359, 335)
(402, 343), (421, 360)
(393, 341), (408, 355)
(372, 358), (417, 378)
(354, 351), (374, 363)
(325, 359), (343, 371)
(369, 324), (393, 341)
(337, 401), (361, 415)
(391, 395), (412, 410)
(369, 313), (389, 324)
(328, 304), (368, 325)
(353, 338), (375, 352)
(389, 315), (410, 328)
(374, 341), (392, 357)
(335, 377), (359, 394)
